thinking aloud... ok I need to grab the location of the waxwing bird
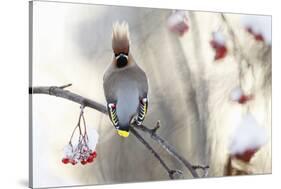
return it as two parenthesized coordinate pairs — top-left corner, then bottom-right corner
(103, 21), (149, 138)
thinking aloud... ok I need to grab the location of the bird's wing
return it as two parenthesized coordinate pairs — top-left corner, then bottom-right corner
(131, 64), (148, 98)
(130, 65), (149, 126)
(103, 68), (118, 103)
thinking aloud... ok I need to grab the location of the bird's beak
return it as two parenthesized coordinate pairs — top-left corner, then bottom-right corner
(117, 130), (130, 138)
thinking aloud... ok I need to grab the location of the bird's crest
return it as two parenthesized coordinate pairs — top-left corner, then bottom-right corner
(112, 21), (130, 54)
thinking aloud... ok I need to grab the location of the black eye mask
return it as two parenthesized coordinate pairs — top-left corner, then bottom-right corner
(115, 53), (128, 68)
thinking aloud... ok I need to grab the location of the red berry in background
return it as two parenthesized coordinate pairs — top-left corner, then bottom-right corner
(210, 31), (228, 61)
(233, 148), (258, 162)
(246, 26), (264, 42)
(62, 158), (69, 164)
(254, 34), (264, 41)
(171, 22), (189, 36)
(214, 45), (227, 60)
(230, 87), (253, 104)
(167, 10), (189, 37)
(246, 27), (253, 34)
(238, 95), (253, 104)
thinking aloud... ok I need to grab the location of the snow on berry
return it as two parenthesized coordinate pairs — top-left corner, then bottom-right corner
(230, 87), (243, 101)
(212, 31), (226, 46)
(241, 15), (271, 45)
(210, 31), (228, 60)
(87, 127), (99, 150)
(229, 113), (267, 162)
(230, 87), (253, 104)
(167, 10), (189, 36)
(63, 144), (73, 157)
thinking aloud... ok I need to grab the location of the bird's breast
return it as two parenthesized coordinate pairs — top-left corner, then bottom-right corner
(116, 81), (139, 127)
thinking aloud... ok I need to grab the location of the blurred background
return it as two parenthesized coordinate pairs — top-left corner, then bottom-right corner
(31, 1), (271, 188)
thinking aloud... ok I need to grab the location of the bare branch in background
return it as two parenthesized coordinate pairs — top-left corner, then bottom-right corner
(220, 13), (253, 87)
(30, 84), (208, 178)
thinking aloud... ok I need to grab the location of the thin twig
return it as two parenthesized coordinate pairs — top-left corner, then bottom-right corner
(130, 127), (182, 179)
(220, 13), (258, 113)
(59, 83), (72, 89)
(192, 165), (209, 170)
(192, 165), (209, 177)
(30, 85), (207, 178)
(220, 13), (256, 90)
(135, 124), (199, 178)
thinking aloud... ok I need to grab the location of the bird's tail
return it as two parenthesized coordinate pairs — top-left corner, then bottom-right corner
(112, 21), (130, 51)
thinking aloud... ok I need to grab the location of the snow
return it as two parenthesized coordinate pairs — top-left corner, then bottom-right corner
(212, 31), (226, 46)
(167, 10), (189, 36)
(241, 15), (272, 44)
(167, 10), (187, 26)
(230, 87), (243, 101)
(63, 144), (73, 157)
(87, 127), (99, 150)
(229, 113), (267, 155)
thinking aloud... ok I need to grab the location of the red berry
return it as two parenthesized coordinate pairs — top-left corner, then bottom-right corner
(234, 148), (257, 162)
(70, 159), (77, 165)
(91, 151), (97, 158)
(62, 158), (69, 164)
(254, 34), (264, 42)
(87, 155), (94, 163)
(81, 159), (87, 165)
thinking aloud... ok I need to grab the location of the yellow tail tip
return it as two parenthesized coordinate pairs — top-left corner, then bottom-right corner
(117, 130), (130, 138)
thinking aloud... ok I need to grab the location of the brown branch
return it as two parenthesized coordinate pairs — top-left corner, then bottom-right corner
(192, 165), (209, 177)
(130, 127), (182, 179)
(31, 84), (107, 114)
(135, 124), (199, 178)
(30, 84), (207, 178)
